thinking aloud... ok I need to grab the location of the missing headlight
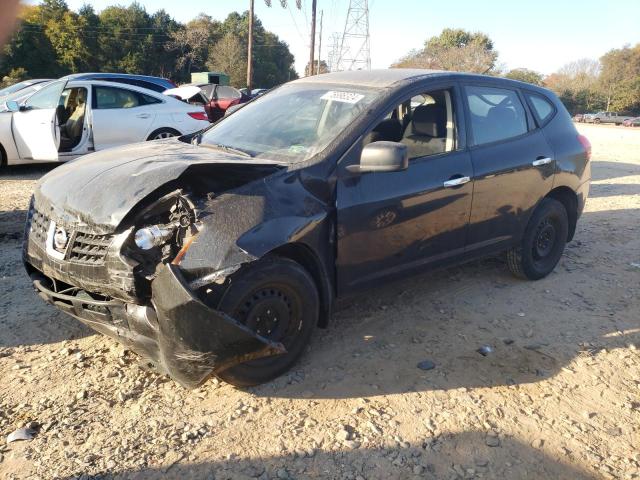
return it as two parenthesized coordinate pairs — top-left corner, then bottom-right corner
(125, 191), (200, 276)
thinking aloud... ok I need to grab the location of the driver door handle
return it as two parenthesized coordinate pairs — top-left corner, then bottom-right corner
(532, 157), (553, 166)
(136, 113), (150, 119)
(443, 176), (471, 188)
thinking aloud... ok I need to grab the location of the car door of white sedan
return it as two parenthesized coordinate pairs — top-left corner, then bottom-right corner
(11, 80), (67, 161)
(90, 85), (157, 150)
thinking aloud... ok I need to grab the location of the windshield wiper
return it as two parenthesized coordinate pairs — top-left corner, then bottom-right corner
(198, 142), (253, 158)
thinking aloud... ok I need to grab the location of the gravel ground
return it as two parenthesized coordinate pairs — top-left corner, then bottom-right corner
(0, 123), (639, 480)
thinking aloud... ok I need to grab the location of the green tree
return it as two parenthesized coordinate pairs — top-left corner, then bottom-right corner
(149, 10), (181, 79)
(1, 67), (27, 88)
(215, 11), (296, 87)
(305, 60), (329, 76)
(77, 5), (102, 72)
(599, 44), (640, 113)
(0, 5), (61, 78)
(0, 3), (297, 89)
(207, 32), (246, 87)
(45, 10), (90, 72)
(393, 28), (498, 73)
(96, 3), (156, 74)
(168, 14), (222, 80)
(40, 0), (68, 23)
(505, 68), (544, 86)
(544, 59), (605, 114)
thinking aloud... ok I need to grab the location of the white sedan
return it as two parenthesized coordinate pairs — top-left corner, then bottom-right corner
(0, 79), (210, 166)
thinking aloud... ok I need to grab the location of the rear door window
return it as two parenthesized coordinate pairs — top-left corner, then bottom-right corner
(464, 85), (528, 145)
(215, 86), (241, 100)
(200, 84), (215, 99)
(94, 86), (159, 109)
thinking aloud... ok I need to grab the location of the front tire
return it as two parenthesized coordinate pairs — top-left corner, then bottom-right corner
(214, 256), (319, 387)
(147, 128), (180, 141)
(507, 198), (568, 280)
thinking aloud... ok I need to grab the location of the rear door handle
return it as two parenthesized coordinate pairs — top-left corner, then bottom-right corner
(532, 157), (553, 166)
(443, 176), (471, 188)
(136, 113), (150, 119)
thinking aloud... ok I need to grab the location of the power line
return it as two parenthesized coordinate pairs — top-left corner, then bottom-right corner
(286, 1), (307, 43)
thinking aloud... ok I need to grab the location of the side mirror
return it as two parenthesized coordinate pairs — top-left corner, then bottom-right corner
(346, 141), (408, 174)
(4, 100), (20, 112)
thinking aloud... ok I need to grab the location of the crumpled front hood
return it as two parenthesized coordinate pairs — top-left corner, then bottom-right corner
(35, 139), (282, 232)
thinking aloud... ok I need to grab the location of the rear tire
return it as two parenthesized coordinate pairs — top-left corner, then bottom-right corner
(147, 128), (180, 141)
(507, 198), (568, 280)
(214, 256), (318, 387)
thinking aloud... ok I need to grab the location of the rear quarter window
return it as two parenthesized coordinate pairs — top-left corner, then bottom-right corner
(526, 93), (556, 125)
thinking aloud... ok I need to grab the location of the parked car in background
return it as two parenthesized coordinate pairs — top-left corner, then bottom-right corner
(185, 83), (251, 121)
(163, 85), (215, 121)
(573, 113), (584, 122)
(61, 73), (176, 93)
(23, 69), (591, 388)
(0, 78), (53, 101)
(0, 79), (208, 166)
(623, 117), (640, 127)
(584, 111), (632, 125)
(239, 87), (268, 98)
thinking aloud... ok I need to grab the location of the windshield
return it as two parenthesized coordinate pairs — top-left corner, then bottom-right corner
(0, 81), (32, 97)
(4, 83), (49, 103)
(198, 83), (380, 163)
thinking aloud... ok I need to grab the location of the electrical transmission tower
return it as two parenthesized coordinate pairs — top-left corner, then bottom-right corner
(336, 0), (371, 71)
(327, 33), (342, 72)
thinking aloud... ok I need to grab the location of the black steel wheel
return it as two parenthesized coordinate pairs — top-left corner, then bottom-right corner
(215, 256), (318, 387)
(507, 198), (568, 280)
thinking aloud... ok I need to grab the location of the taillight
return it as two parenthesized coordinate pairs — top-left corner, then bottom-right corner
(188, 112), (209, 121)
(577, 134), (591, 160)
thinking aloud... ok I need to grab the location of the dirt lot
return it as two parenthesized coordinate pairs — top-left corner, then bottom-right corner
(0, 123), (639, 480)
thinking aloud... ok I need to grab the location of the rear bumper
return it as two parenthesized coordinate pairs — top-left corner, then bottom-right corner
(30, 264), (285, 388)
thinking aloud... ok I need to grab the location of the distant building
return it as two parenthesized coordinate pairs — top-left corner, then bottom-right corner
(190, 72), (229, 86)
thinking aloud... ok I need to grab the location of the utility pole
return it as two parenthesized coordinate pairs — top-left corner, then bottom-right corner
(247, 0), (254, 94)
(316, 9), (323, 74)
(308, 0), (317, 76)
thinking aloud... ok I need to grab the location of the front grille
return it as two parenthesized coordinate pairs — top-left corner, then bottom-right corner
(30, 209), (49, 245)
(69, 232), (113, 265)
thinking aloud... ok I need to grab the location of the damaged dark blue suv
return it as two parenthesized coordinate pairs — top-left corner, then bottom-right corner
(23, 69), (591, 388)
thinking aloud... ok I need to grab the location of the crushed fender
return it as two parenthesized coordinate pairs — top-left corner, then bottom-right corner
(151, 263), (286, 388)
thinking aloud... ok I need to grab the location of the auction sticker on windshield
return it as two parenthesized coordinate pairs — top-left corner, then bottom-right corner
(320, 91), (365, 104)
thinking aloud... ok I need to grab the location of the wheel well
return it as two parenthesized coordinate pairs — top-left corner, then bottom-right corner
(269, 243), (333, 328)
(546, 187), (578, 241)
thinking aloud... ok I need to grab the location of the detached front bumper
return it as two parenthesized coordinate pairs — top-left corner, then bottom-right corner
(31, 264), (285, 388)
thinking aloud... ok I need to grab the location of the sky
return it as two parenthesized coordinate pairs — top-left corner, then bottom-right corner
(27, 0), (640, 77)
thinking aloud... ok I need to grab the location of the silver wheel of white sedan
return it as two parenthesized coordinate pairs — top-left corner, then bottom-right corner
(147, 128), (180, 141)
